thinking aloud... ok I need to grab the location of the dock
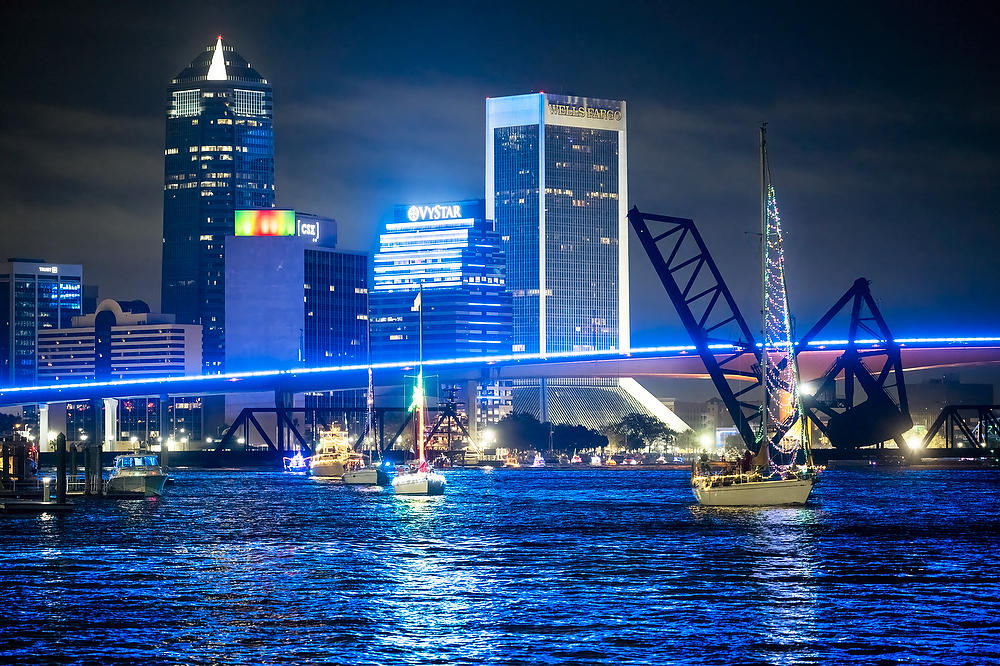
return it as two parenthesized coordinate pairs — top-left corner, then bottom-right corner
(0, 500), (75, 513)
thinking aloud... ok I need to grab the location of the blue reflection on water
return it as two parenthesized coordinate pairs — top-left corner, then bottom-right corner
(2, 469), (999, 664)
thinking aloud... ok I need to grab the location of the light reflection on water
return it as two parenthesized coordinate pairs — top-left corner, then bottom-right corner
(1, 468), (999, 664)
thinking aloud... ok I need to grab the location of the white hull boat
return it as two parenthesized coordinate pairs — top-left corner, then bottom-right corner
(106, 454), (168, 497)
(392, 471), (445, 496)
(309, 426), (356, 480)
(310, 458), (347, 479)
(692, 473), (814, 506)
(343, 466), (390, 486)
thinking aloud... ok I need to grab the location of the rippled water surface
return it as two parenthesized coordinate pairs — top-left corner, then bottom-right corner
(2, 468), (1000, 664)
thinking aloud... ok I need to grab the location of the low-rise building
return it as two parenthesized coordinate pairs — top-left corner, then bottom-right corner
(37, 299), (201, 382)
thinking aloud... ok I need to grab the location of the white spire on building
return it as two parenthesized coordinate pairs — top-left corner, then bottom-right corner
(207, 35), (227, 81)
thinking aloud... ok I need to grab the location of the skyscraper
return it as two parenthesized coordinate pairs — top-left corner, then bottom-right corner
(486, 93), (628, 355)
(162, 36), (275, 373)
(370, 199), (511, 363)
(1, 259), (83, 386)
(486, 94), (685, 433)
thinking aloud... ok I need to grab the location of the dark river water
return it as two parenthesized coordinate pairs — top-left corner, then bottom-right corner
(2, 468), (999, 665)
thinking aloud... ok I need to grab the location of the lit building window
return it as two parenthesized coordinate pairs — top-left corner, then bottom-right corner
(171, 89), (201, 117)
(233, 89), (265, 116)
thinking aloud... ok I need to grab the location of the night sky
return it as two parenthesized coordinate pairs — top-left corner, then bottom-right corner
(3, 1), (999, 346)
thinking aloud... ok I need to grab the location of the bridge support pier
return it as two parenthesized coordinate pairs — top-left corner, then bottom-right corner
(158, 395), (170, 466)
(465, 380), (478, 444)
(84, 399), (105, 496)
(275, 391), (294, 455)
(38, 404), (50, 453)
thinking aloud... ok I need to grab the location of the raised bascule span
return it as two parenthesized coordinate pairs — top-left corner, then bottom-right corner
(625, 207), (998, 454)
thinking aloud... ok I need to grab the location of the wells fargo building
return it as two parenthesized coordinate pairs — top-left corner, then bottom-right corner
(486, 93), (629, 356)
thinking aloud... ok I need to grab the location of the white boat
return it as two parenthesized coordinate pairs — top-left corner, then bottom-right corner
(391, 286), (446, 497)
(391, 466), (446, 496)
(531, 453), (545, 467)
(309, 426), (355, 479)
(106, 453), (168, 497)
(689, 125), (819, 507)
(343, 461), (390, 486)
(692, 469), (815, 506)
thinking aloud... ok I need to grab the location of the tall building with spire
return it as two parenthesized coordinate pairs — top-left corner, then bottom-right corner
(162, 36), (275, 373)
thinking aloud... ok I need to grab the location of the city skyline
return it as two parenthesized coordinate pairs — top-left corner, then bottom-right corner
(2, 2), (999, 347)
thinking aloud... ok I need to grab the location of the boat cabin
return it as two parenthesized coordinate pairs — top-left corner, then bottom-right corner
(114, 454), (160, 469)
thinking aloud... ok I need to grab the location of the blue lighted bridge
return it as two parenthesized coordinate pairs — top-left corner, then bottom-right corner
(2, 336), (998, 408)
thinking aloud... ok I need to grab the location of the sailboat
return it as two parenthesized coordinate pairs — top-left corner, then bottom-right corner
(392, 286), (446, 496)
(343, 304), (390, 486)
(691, 124), (818, 506)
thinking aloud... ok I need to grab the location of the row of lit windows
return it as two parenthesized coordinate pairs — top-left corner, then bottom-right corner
(190, 154), (234, 162)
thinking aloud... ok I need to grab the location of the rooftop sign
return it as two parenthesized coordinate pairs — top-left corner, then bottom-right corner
(394, 200), (485, 225)
(235, 210), (296, 237)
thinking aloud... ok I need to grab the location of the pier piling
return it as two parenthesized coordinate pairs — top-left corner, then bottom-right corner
(56, 433), (67, 504)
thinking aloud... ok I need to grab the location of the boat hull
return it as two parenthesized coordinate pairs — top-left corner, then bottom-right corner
(693, 477), (814, 506)
(107, 472), (168, 497)
(392, 472), (446, 496)
(311, 461), (347, 479)
(343, 467), (390, 486)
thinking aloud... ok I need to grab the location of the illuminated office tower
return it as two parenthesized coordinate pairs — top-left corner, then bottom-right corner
(370, 200), (511, 363)
(162, 36), (275, 373)
(487, 93), (628, 355)
(0, 259), (83, 387)
(487, 94), (686, 433)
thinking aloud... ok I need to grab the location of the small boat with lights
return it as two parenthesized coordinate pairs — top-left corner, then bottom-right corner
(106, 453), (168, 497)
(686, 125), (818, 507)
(309, 426), (355, 479)
(342, 456), (390, 486)
(390, 286), (446, 496)
(392, 461), (446, 496)
(283, 452), (309, 474)
(691, 464), (816, 506)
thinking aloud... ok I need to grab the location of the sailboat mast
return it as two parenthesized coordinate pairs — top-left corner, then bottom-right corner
(760, 123), (769, 448)
(366, 285), (374, 454)
(417, 284), (425, 464)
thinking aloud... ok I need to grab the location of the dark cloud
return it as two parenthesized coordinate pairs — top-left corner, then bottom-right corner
(1, 0), (998, 344)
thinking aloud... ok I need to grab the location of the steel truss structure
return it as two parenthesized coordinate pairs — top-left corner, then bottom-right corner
(920, 405), (1000, 450)
(628, 207), (912, 452)
(627, 208), (773, 449)
(797, 278), (911, 448)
